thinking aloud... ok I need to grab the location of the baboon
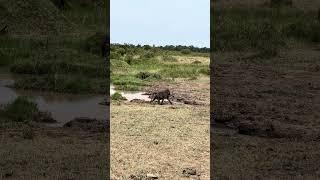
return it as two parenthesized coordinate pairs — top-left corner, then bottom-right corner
(150, 89), (173, 105)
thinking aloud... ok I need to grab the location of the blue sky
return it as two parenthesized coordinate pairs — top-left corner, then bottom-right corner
(111, 0), (209, 48)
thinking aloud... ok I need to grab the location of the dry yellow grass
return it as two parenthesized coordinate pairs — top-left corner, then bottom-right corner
(111, 103), (210, 179)
(171, 56), (210, 65)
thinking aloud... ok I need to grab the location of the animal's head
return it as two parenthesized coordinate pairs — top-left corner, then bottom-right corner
(149, 92), (157, 98)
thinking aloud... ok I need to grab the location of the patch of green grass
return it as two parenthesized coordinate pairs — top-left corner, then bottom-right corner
(158, 64), (210, 78)
(2, 96), (38, 122)
(110, 53), (209, 91)
(110, 59), (130, 73)
(111, 75), (146, 91)
(111, 92), (125, 101)
(136, 71), (161, 80)
(0, 35), (107, 94)
(13, 74), (107, 94)
(10, 59), (105, 78)
(212, 6), (320, 52)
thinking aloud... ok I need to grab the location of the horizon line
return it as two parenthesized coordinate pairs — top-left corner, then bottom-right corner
(110, 41), (210, 49)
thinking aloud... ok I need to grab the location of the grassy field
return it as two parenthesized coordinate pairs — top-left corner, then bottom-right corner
(110, 47), (210, 179)
(211, 0), (320, 179)
(0, 0), (109, 179)
(0, 0), (108, 94)
(110, 44), (209, 91)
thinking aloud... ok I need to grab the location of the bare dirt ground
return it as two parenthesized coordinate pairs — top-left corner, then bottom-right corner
(211, 46), (320, 179)
(0, 123), (108, 179)
(110, 57), (210, 179)
(211, 0), (320, 178)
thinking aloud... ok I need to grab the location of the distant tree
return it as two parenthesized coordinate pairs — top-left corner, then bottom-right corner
(181, 49), (191, 54)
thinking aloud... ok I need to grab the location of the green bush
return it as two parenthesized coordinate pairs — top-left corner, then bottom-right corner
(181, 49), (191, 55)
(4, 96), (38, 122)
(111, 92), (125, 101)
(142, 51), (155, 59)
(136, 71), (161, 80)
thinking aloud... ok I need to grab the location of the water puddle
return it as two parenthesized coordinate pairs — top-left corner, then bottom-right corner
(0, 73), (108, 126)
(110, 84), (150, 102)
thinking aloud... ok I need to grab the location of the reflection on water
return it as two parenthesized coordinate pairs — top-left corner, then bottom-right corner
(110, 84), (150, 101)
(0, 74), (108, 126)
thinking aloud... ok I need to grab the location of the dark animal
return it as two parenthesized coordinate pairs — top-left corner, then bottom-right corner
(150, 89), (173, 105)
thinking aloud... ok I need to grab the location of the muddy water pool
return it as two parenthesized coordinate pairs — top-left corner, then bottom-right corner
(0, 73), (108, 126)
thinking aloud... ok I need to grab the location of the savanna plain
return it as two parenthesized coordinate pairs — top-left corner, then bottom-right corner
(110, 44), (210, 179)
(212, 0), (320, 179)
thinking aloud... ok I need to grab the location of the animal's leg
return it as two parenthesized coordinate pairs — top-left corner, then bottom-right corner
(167, 98), (173, 105)
(150, 97), (155, 103)
(161, 98), (164, 105)
(157, 99), (161, 104)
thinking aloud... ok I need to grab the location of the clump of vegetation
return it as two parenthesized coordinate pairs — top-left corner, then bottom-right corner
(13, 75), (107, 94)
(142, 51), (155, 59)
(111, 92), (126, 101)
(112, 75), (146, 91)
(3, 96), (38, 122)
(136, 72), (161, 80)
(181, 49), (191, 55)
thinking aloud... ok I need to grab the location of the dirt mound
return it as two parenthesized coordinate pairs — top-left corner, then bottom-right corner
(33, 111), (57, 123)
(130, 99), (148, 103)
(0, 0), (72, 35)
(63, 117), (108, 132)
(237, 121), (320, 139)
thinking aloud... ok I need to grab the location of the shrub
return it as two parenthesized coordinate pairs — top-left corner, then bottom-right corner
(136, 71), (161, 80)
(111, 92), (125, 101)
(142, 51), (155, 59)
(181, 49), (191, 55)
(110, 51), (122, 59)
(4, 96), (38, 122)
